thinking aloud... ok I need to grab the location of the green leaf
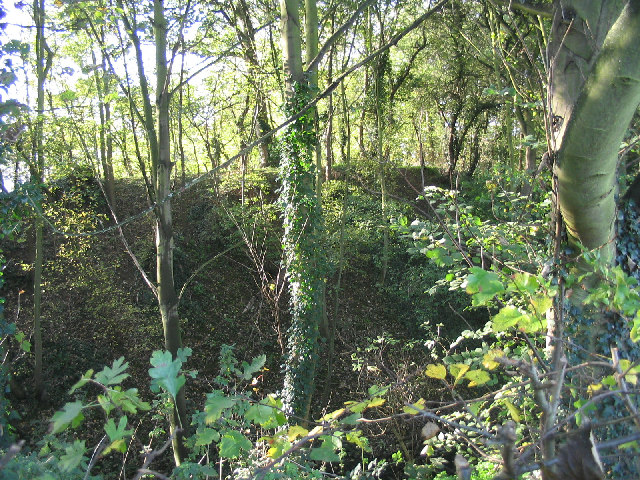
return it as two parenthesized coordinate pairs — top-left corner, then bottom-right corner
(465, 369), (491, 387)
(51, 401), (85, 434)
(346, 431), (371, 452)
(309, 436), (341, 462)
(403, 398), (426, 415)
(149, 350), (186, 399)
(465, 267), (504, 306)
(204, 392), (238, 424)
(239, 354), (266, 380)
(530, 295), (553, 317)
(449, 363), (469, 385)
(219, 430), (252, 458)
(70, 369), (94, 394)
(103, 416), (133, 454)
(95, 357), (129, 386)
(509, 272), (539, 295)
(425, 364), (447, 380)
(195, 427), (220, 446)
(59, 440), (87, 473)
(502, 399), (521, 423)
(244, 395), (286, 428)
(492, 306), (530, 332)
(287, 425), (309, 441)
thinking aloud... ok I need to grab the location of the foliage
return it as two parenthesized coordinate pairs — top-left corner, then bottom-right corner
(1, 346), (393, 479)
(278, 81), (327, 418)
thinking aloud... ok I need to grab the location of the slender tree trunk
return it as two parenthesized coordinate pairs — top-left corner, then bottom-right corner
(154, 0), (186, 464)
(279, 0), (325, 422)
(31, 0), (52, 400)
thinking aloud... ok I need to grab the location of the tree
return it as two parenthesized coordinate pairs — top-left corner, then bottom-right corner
(30, 0), (54, 400)
(279, 0), (326, 421)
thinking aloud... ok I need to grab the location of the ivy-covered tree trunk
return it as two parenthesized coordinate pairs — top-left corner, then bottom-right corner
(279, 0), (325, 421)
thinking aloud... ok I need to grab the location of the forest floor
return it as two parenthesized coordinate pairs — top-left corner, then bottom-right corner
(2, 165), (487, 478)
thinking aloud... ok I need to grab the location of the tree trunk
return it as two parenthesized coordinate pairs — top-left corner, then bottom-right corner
(556, 1), (640, 298)
(279, 0), (325, 422)
(154, 0), (186, 463)
(31, 0), (52, 400)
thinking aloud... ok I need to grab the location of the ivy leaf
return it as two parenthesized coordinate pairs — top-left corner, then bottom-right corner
(95, 357), (129, 386)
(219, 431), (252, 458)
(59, 440), (87, 473)
(465, 369), (491, 387)
(465, 267), (504, 306)
(425, 364), (447, 380)
(51, 401), (85, 434)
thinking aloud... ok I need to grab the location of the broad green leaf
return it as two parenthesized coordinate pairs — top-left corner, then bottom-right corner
(341, 413), (361, 425)
(109, 387), (151, 413)
(240, 354), (266, 380)
(219, 431), (252, 458)
(195, 428), (220, 446)
(465, 369), (491, 387)
(425, 364), (447, 380)
(267, 438), (291, 458)
(95, 357), (129, 386)
(204, 392), (238, 424)
(309, 436), (341, 462)
(149, 350), (186, 399)
(103, 416), (133, 454)
(245, 402), (277, 428)
(492, 306), (530, 332)
(510, 272), (539, 295)
(58, 440), (87, 473)
(530, 296), (553, 317)
(367, 397), (386, 408)
(51, 401), (85, 434)
(346, 431), (371, 452)
(465, 267), (504, 306)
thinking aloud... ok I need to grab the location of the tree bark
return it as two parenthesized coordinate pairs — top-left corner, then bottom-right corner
(154, 0), (186, 464)
(556, 0), (640, 295)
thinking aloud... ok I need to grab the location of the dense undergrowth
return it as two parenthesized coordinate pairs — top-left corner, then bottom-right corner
(1, 165), (495, 478)
(2, 165), (640, 479)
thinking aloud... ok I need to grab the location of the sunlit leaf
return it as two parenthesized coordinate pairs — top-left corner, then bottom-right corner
(425, 364), (447, 380)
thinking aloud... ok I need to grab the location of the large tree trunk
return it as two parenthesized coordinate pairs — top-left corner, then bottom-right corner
(553, 1), (640, 301)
